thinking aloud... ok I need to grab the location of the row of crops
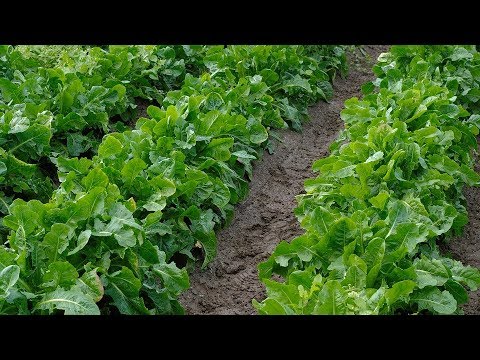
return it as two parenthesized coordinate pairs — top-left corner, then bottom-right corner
(0, 45), (348, 314)
(256, 46), (480, 314)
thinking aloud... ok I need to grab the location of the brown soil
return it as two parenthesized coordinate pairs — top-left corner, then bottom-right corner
(136, 98), (150, 119)
(179, 45), (390, 314)
(442, 142), (480, 315)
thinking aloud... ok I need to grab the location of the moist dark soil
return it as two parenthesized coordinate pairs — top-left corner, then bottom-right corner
(179, 45), (390, 314)
(136, 98), (150, 119)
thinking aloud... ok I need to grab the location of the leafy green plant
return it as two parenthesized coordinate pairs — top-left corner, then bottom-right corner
(255, 45), (480, 315)
(0, 45), (348, 314)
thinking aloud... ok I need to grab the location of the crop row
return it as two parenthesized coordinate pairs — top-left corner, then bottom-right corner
(0, 45), (347, 314)
(0, 45), (209, 211)
(255, 46), (480, 314)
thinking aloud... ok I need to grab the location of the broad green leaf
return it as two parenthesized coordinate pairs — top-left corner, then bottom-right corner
(272, 234), (318, 267)
(326, 217), (357, 254)
(414, 257), (449, 289)
(0, 265), (20, 297)
(114, 229), (136, 248)
(369, 191), (389, 210)
(78, 270), (104, 303)
(450, 262), (480, 291)
(14, 124), (51, 155)
(104, 267), (150, 315)
(41, 261), (79, 290)
(283, 74), (312, 92)
(262, 279), (300, 311)
(81, 168), (109, 192)
(67, 187), (105, 222)
(153, 253), (189, 295)
(3, 203), (39, 234)
(8, 114), (30, 134)
(253, 298), (291, 315)
(411, 287), (457, 314)
(149, 176), (176, 197)
(121, 158), (147, 185)
(342, 255), (367, 289)
(384, 280), (416, 307)
(363, 237), (385, 269)
(247, 117), (268, 144)
(42, 223), (73, 262)
(36, 286), (100, 315)
(67, 230), (92, 256)
(260, 69), (279, 85)
(313, 280), (348, 315)
(203, 137), (234, 161)
(385, 222), (428, 257)
(444, 279), (468, 305)
(0, 248), (17, 272)
(309, 206), (335, 237)
(98, 135), (123, 159)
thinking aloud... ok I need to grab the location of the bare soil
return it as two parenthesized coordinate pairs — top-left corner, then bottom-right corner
(179, 45), (390, 314)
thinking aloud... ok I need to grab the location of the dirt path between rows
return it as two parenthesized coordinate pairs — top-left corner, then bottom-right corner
(179, 45), (390, 314)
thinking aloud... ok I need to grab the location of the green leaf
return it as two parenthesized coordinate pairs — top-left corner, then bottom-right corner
(153, 252), (190, 295)
(78, 269), (104, 303)
(326, 217), (357, 254)
(98, 135), (123, 159)
(260, 69), (279, 85)
(81, 168), (109, 192)
(121, 158), (147, 185)
(414, 257), (449, 289)
(0, 265), (20, 298)
(271, 234), (318, 267)
(262, 279), (300, 312)
(9, 113), (30, 134)
(41, 261), (79, 290)
(253, 298), (291, 315)
(203, 137), (234, 161)
(67, 230), (92, 256)
(42, 223), (73, 262)
(36, 286), (100, 315)
(450, 262), (480, 291)
(369, 191), (389, 210)
(309, 206), (335, 237)
(0, 161), (6, 176)
(444, 279), (468, 305)
(57, 157), (92, 176)
(197, 231), (217, 268)
(114, 229), (136, 248)
(283, 74), (312, 92)
(147, 105), (163, 120)
(104, 267), (150, 315)
(3, 203), (39, 235)
(205, 92), (224, 110)
(385, 201), (409, 237)
(363, 237), (385, 269)
(0, 248), (17, 272)
(14, 124), (51, 155)
(342, 255), (367, 289)
(149, 176), (176, 197)
(384, 280), (416, 307)
(313, 280), (348, 315)
(247, 117), (268, 144)
(411, 287), (457, 314)
(451, 47), (473, 61)
(386, 222), (428, 257)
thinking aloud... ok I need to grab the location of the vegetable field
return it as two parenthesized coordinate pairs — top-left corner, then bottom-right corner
(1, 45), (479, 315)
